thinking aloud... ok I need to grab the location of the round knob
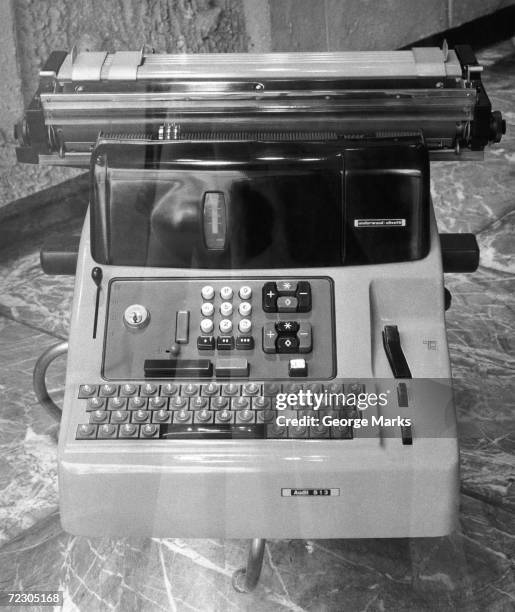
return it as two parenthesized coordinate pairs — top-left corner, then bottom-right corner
(220, 286), (233, 300)
(239, 286), (252, 300)
(238, 318), (252, 334)
(219, 319), (232, 334)
(238, 301), (252, 316)
(123, 304), (150, 330)
(220, 301), (233, 316)
(201, 302), (214, 317)
(201, 285), (215, 300)
(200, 318), (214, 334)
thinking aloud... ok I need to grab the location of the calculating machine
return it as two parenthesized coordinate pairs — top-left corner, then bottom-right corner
(17, 46), (504, 541)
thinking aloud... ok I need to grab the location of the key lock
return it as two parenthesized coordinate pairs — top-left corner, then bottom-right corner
(123, 304), (151, 330)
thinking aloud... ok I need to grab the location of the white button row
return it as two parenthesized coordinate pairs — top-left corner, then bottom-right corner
(200, 301), (252, 317)
(201, 285), (252, 300)
(200, 319), (253, 334)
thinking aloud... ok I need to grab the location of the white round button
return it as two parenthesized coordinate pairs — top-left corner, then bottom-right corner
(239, 301), (252, 316)
(220, 286), (233, 300)
(200, 318), (214, 334)
(239, 318), (252, 334)
(201, 302), (214, 317)
(201, 285), (215, 300)
(219, 319), (232, 334)
(220, 302), (233, 316)
(123, 304), (150, 329)
(239, 286), (252, 300)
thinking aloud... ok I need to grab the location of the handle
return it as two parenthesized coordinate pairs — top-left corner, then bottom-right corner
(33, 341), (68, 422)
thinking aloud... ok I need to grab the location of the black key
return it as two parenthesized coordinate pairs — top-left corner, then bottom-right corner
(217, 336), (234, 351)
(276, 280), (297, 295)
(235, 336), (254, 350)
(198, 336), (215, 350)
(275, 321), (299, 334)
(277, 336), (299, 353)
(144, 359), (213, 378)
(160, 424), (266, 439)
(296, 281), (312, 312)
(262, 282), (278, 313)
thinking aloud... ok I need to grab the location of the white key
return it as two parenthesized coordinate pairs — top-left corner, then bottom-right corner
(220, 301), (233, 316)
(201, 285), (215, 300)
(220, 286), (233, 300)
(239, 286), (252, 300)
(219, 319), (233, 334)
(238, 318), (252, 334)
(201, 302), (214, 317)
(200, 318), (214, 334)
(239, 301), (252, 316)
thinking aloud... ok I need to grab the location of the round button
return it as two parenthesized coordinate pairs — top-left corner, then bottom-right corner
(220, 302), (233, 316)
(201, 302), (214, 317)
(239, 409), (253, 422)
(220, 286), (233, 300)
(123, 304), (150, 329)
(219, 319), (232, 334)
(239, 302), (252, 316)
(238, 319), (252, 334)
(201, 285), (215, 300)
(200, 318), (214, 334)
(239, 286), (252, 300)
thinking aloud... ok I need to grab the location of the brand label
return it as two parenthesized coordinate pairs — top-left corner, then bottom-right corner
(354, 218), (406, 228)
(281, 488), (340, 497)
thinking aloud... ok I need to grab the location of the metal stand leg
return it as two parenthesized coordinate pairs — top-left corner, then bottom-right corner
(232, 539), (266, 593)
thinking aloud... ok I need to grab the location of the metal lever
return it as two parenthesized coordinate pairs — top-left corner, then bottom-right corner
(382, 325), (412, 379)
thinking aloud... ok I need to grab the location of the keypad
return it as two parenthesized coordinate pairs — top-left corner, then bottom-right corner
(262, 281), (311, 313)
(75, 381), (374, 440)
(198, 283), (255, 353)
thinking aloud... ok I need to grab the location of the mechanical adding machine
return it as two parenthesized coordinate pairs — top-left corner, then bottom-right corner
(16, 45), (504, 591)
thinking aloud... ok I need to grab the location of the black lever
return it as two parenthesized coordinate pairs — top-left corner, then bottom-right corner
(91, 267), (102, 339)
(382, 325), (412, 445)
(382, 325), (412, 379)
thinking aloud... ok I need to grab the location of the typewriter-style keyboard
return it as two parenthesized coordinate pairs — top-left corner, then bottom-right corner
(75, 381), (363, 440)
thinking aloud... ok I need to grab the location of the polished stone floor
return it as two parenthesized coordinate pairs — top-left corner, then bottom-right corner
(0, 44), (513, 611)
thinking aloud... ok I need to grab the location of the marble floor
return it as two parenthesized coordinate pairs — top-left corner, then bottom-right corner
(0, 44), (514, 611)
